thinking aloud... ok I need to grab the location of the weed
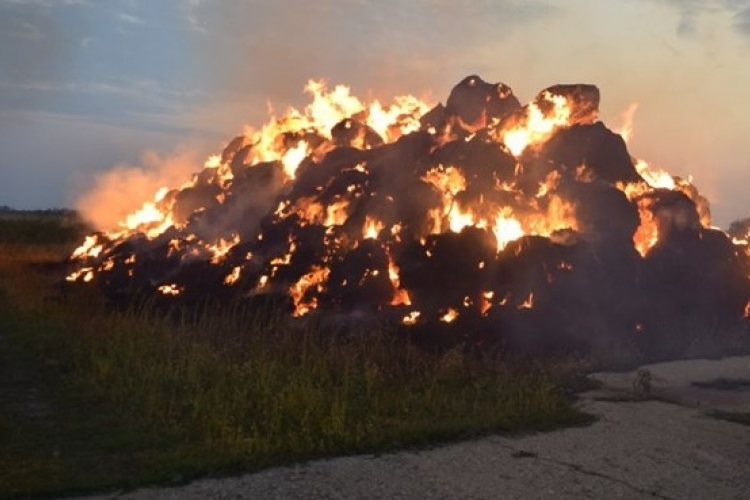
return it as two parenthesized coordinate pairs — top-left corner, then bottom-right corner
(632, 369), (666, 394)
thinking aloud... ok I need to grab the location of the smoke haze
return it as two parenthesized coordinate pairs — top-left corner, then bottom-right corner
(75, 148), (202, 230)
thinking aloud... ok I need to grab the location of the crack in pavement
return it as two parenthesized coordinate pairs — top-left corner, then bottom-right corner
(500, 443), (677, 500)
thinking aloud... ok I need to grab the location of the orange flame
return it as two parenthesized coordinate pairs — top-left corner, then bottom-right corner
(363, 216), (385, 239)
(290, 266), (330, 316)
(502, 92), (572, 156)
(224, 266), (242, 285)
(402, 311), (421, 325)
(158, 284), (183, 296)
(518, 293), (534, 310)
(440, 308), (459, 323)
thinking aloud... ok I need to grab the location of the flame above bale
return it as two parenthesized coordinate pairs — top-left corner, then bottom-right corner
(67, 74), (750, 358)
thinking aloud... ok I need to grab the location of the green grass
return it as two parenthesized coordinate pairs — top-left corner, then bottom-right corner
(0, 213), (593, 499)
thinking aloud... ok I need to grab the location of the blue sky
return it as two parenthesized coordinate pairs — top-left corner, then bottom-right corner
(1, 0), (750, 227)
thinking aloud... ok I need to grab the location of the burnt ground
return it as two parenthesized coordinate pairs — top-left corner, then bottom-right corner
(61, 355), (750, 500)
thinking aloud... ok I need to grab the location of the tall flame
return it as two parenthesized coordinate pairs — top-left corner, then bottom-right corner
(502, 92), (572, 156)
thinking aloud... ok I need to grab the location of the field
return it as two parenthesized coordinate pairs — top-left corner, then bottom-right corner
(0, 210), (592, 499)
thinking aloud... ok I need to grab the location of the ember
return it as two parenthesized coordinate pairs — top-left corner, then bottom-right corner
(68, 75), (750, 358)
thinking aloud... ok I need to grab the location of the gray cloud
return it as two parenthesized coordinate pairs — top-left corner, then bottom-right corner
(0, 78), (200, 103)
(0, 0), (89, 6)
(0, 0), (201, 132)
(182, 0), (206, 34)
(0, 0), (559, 131)
(7, 19), (43, 39)
(118, 12), (145, 25)
(733, 5), (750, 35)
(644, 0), (750, 38)
(0, 5), (74, 83)
(677, 9), (699, 36)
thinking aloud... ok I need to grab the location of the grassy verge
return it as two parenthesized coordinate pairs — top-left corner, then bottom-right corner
(0, 214), (592, 499)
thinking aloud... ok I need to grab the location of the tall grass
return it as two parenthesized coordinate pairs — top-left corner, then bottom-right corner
(49, 292), (583, 470)
(0, 213), (591, 498)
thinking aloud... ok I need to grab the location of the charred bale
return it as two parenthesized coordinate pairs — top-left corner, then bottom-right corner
(171, 184), (223, 224)
(419, 103), (447, 132)
(398, 227), (496, 313)
(557, 178), (640, 247)
(291, 147), (366, 200)
(324, 239), (393, 310)
(640, 226), (749, 359)
(331, 118), (384, 149)
(221, 135), (251, 165)
(540, 84), (600, 126)
(446, 75), (521, 134)
(429, 134), (517, 187)
(535, 123), (642, 185)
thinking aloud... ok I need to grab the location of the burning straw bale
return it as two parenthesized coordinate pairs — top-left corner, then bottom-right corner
(67, 74), (750, 359)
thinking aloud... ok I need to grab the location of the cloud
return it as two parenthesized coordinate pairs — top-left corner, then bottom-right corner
(733, 5), (750, 35)
(658, 0), (715, 38)
(118, 12), (145, 25)
(0, 79), (213, 146)
(0, 0), (200, 129)
(149, 0), (560, 143)
(182, 0), (206, 33)
(0, 0), (85, 84)
(644, 0), (750, 38)
(0, 78), (201, 106)
(6, 19), (42, 39)
(676, 9), (699, 36)
(0, 0), (90, 9)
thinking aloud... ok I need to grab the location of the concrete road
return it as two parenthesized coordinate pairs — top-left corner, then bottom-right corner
(68, 356), (750, 500)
